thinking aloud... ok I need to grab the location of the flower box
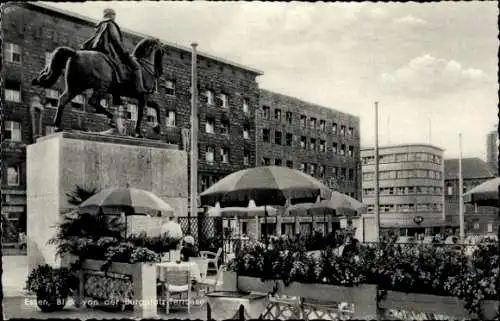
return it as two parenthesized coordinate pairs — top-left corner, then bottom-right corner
(236, 276), (278, 294)
(77, 259), (157, 318)
(380, 290), (500, 320)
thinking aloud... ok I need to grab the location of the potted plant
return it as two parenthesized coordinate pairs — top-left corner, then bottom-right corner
(25, 264), (77, 312)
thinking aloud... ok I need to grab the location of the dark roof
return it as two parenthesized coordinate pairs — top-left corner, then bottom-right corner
(444, 158), (496, 180)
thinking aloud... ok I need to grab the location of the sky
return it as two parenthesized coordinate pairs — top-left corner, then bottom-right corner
(44, 1), (499, 160)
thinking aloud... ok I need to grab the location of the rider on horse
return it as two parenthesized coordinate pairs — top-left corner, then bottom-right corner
(81, 8), (147, 97)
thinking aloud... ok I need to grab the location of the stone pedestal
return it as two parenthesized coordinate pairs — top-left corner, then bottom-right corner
(27, 131), (188, 273)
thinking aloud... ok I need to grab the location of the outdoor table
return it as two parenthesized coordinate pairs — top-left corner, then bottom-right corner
(156, 261), (202, 283)
(206, 291), (268, 320)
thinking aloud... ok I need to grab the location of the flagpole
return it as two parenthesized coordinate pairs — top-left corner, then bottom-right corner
(374, 101), (380, 242)
(189, 43), (198, 235)
(458, 133), (464, 242)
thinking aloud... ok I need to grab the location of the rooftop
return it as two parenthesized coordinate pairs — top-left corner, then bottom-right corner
(19, 2), (263, 76)
(444, 158), (496, 180)
(361, 143), (445, 152)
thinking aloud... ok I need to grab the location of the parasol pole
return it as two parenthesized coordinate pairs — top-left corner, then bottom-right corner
(458, 133), (464, 242)
(264, 205), (268, 247)
(189, 42), (198, 235)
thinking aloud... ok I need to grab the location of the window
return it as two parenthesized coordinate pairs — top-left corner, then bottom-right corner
(200, 176), (209, 192)
(310, 138), (316, 151)
(275, 159), (282, 166)
(220, 148), (229, 163)
(487, 223), (493, 233)
(5, 81), (21, 102)
(286, 133), (293, 146)
(300, 136), (307, 149)
(7, 165), (20, 186)
(348, 168), (354, 180)
(274, 109), (282, 121)
(274, 131), (282, 145)
(122, 103), (135, 120)
(319, 140), (326, 152)
(44, 89), (59, 107)
(45, 125), (56, 136)
(262, 106), (271, 120)
(309, 163), (317, 176)
(205, 90), (215, 105)
(348, 146), (354, 157)
(72, 95), (86, 111)
(320, 120), (326, 131)
(4, 121), (21, 141)
(300, 115), (307, 127)
(243, 150), (250, 166)
(332, 143), (338, 154)
(5, 43), (21, 63)
(333, 167), (338, 177)
(474, 222), (480, 230)
(262, 129), (270, 142)
(340, 167), (347, 179)
(166, 111), (176, 127)
(220, 120), (230, 135)
(300, 163), (306, 172)
(286, 160), (293, 169)
(206, 146), (215, 163)
(285, 112), (293, 124)
(205, 118), (215, 133)
(348, 127), (354, 136)
(45, 52), (51, 65)
(309, 118), (317, 129)
(332, 122), (337, 133)
(262, 158), (271, 166)
(219, 93), (228, 108)
(243, 125), (249, 139)
(447, 185), (453, 195)
(163, 80), (175, 96)
(243, 98), (249, 113)
(340, 144), (346, 156)
(319, 165), (325, 178)
(340, 125), (346, 136)
(146, 107), (157, 124)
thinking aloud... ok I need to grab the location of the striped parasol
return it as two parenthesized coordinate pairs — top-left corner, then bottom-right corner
(78, 187), (175, 216)
(463, 177), (500, 207)
(200, 166), (332, 208)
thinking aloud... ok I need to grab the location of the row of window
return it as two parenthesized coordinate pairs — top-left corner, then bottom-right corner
(204, 118), (251, 138)
(363, 170), (442, 181)
(362, 152), (443, 165)
(261, 106), (355, 136)
(261, 129), (356, 156)
(366, 203), (444, 213)
(5, 42), (252, 113)
(363, 186), (443, 197)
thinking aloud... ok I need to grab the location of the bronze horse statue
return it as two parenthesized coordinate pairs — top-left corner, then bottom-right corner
(32, 38), (164, 138)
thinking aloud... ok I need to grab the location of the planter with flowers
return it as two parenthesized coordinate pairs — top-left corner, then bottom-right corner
(25, 264), (78, 312)
(227, 239), (499, 320)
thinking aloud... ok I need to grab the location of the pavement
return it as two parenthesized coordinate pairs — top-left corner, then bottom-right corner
(2, 255), (28, 297)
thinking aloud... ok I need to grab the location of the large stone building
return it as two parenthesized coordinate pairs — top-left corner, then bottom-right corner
(256, 89), (361, 200)
(1, 2), (262, 242)
(361, 144), (445, 236)
(444, 158), (497, 236)
(486, 128), (498, 175)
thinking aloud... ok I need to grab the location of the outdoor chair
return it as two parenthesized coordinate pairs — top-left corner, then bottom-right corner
(199, 264), (226, 293)
(200, 248), (222, 274)
(189, 257), (209, 280)
(161, 269), (191, 314)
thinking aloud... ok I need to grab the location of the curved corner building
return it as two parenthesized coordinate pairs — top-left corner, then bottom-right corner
(361, 144), (445, 236)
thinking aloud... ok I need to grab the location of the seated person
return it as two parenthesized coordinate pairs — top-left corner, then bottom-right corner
(181, 235), (199, 262)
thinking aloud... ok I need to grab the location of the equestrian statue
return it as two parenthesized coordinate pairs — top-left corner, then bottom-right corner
(32, 8), (164, 138)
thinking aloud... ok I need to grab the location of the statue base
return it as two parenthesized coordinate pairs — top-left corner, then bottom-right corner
(26, 131), (188, 273)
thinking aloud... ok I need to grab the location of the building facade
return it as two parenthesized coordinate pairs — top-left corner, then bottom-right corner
(486, 129), (498, 175)
(444, 158), (498, 236)
(1, 2), (261, 242)
(361, 144), (445, 236)
(256, 89), (362, 200)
